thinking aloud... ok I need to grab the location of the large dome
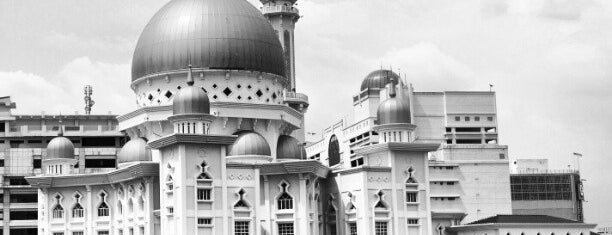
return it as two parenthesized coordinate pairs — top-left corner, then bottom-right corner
(46, 136), (75, 160)
(361, 69), (400, 91)
(131, 0), (286, 81)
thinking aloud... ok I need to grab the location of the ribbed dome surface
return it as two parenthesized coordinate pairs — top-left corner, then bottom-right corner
(46, 136), (75, 159)
(117, 138), (152, 164)
(361, 69), (400, 91)
(173, 86), (210, 115)
(229, 131), (271, 156)
(131, 0), (286, 81)
(276, 135), (306, 160)
(377, 97), (411, 125)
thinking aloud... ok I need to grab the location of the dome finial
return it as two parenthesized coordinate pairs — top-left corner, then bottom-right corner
(186, 62), (194, 86)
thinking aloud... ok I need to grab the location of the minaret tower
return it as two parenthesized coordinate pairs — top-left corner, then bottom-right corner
(260, 0), (300, 91)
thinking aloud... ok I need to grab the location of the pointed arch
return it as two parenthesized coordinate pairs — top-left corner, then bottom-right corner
(233, 188), (250, 209)
(138, 196), (145, 212)
(166, 174), (174, 191)
(71, 191), (84, 218)
(374, 190), (389, 210)
(197, 160), (212, 180)
(52, 193), (64, 219)
(97, 190), (110, 217)
(276, 180), (294, 210)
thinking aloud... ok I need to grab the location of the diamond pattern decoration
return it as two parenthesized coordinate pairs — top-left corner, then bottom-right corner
(148, 94), (154, 101)
(177, 86), (182, 90)
(212, 95), (218, 100)
(223, 87), (232, 96)
(212, 84), (218, 89)
(201, 87), (207, 93)
(237, 96), (242, 100)
(165, 91), (173, 98)
(237, 84), (242, 89)
(272, 92), (277, 100)
(256, 89), (263, 97)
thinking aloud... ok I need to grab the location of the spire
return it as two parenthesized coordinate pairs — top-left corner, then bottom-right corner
(389, 77), (396, 98)
(186, 63), (194, 86)
(58, 118), (64, 137)
(397, 76), (405, 99)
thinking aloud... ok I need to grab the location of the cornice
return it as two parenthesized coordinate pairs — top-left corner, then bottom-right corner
(25, 162), (159, 189)
(355, 142), (441, 155)
(148, 134), (236, 149)
(227, 160), (330, 178)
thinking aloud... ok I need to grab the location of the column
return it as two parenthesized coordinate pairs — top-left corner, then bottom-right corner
(297, 174), (308, 235)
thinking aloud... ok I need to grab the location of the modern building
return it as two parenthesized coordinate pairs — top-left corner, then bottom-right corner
(446, 215), (595, 235)
(0, 96), (124, 235)
(510, 160), (585, 222)
(0, 0), (593, 234)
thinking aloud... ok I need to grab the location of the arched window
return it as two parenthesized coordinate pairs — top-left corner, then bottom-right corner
(138, 196), (144, 212)
(72, 193), (84, 218)
(97, 192), (110, 217)
(127, 199), (134, 214)
(117, 201), (123, 215)
(328, 135), (340, 166)
(52, 194), (64, 219)
(234, 189), (249, 209)
(277, 182), (293, 210)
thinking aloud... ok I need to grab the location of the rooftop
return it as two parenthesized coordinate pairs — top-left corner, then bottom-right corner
(468, 215), (582, 225)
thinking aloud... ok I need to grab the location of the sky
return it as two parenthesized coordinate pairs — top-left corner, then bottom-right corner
(0, 0), (611, 226)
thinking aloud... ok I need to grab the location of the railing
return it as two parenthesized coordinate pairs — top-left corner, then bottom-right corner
(261, 5), (299, 15)
(513, 169), (579, 174)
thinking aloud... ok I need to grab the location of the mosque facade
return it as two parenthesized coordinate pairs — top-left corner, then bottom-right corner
(20, 0), (597, 235)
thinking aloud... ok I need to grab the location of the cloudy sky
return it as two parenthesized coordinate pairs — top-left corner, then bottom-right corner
(1, 0), (610, 226)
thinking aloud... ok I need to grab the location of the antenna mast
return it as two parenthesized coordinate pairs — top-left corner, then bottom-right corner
(84, 85), (95, 115)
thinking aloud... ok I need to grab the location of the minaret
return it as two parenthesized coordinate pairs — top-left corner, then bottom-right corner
(260, 0), (300, 91)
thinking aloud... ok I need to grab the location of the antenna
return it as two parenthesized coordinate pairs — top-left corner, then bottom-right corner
(84, 85), (95, 115)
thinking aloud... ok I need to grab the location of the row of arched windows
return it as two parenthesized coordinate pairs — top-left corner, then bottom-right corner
(52, 190), (146, 220)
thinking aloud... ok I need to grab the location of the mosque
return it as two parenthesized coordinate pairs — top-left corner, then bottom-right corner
(22, 0), (596, 234)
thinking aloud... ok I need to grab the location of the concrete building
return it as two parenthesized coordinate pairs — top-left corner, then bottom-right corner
(0, 96), (124, 235)
(446, 215), (595, 235)
(510, 160), (584, 222)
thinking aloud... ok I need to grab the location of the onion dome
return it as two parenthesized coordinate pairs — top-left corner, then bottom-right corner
(46, 136), (75, 160)
(117, 138), (152, 164)
(361, 69), (400, 91)
(377, 84), (411, 125)
(229, 131), (271, 156)
(173, 65), (210, 115)
(276, 135), (306, 160)
(131, 0), (286, 81)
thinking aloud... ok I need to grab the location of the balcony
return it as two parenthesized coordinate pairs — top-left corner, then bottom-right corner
(261, 5), (300, 17)
(283, 92), (309, 110)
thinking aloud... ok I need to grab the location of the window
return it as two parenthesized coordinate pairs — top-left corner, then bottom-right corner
(408, 219), (419, 225)
(0, 160), (4, 167)
(499, 153), (506, 159)
(277, 183), (293, 210)
(375, 191), (387, 209)
(72, 203), (84, 218)
(53, 204), (64, 219)
(53, 233), (64, 235)
(198, 218), (212, 226)
(487, 116), (493, 121)
(348, 223), (357, 235)
(73, 232), (84, 235)
(10, 193), (37, 203)
(33, 159), (42, 168)
(197, 188), (211, 201)
(235, 221), (249, 235)
(10, 210), (37, 220)
(167, 207), (174, 215)
(98, 192), (109, 217)
(84, 159), (116, 168)
(475, 116), (480, 121)
(406, 192), (418, 203)
(278, 223), (294, 235)
(328, 135), (340, 166)
(464, 116), (470, 121)
(454, 116), (460, 121)
(375, 222), (388, 235)
(0, 122), (4, 132)
(166, 175), (174, 191)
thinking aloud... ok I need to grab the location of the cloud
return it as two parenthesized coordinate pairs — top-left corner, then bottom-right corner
(0, 57), (133, 115)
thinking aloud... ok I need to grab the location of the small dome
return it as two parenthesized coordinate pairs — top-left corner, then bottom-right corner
(173, 79), (210, 115)
(377, 96), (411, 125)
(46, 136), (75, 159)
(229, 131), (271, 156)
(276, 135), (306, 160)
(117, 138), (152, 164)
(361, 69), (400, 91)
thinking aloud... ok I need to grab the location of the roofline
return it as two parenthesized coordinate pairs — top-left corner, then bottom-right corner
(448, 223), (597, 232)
